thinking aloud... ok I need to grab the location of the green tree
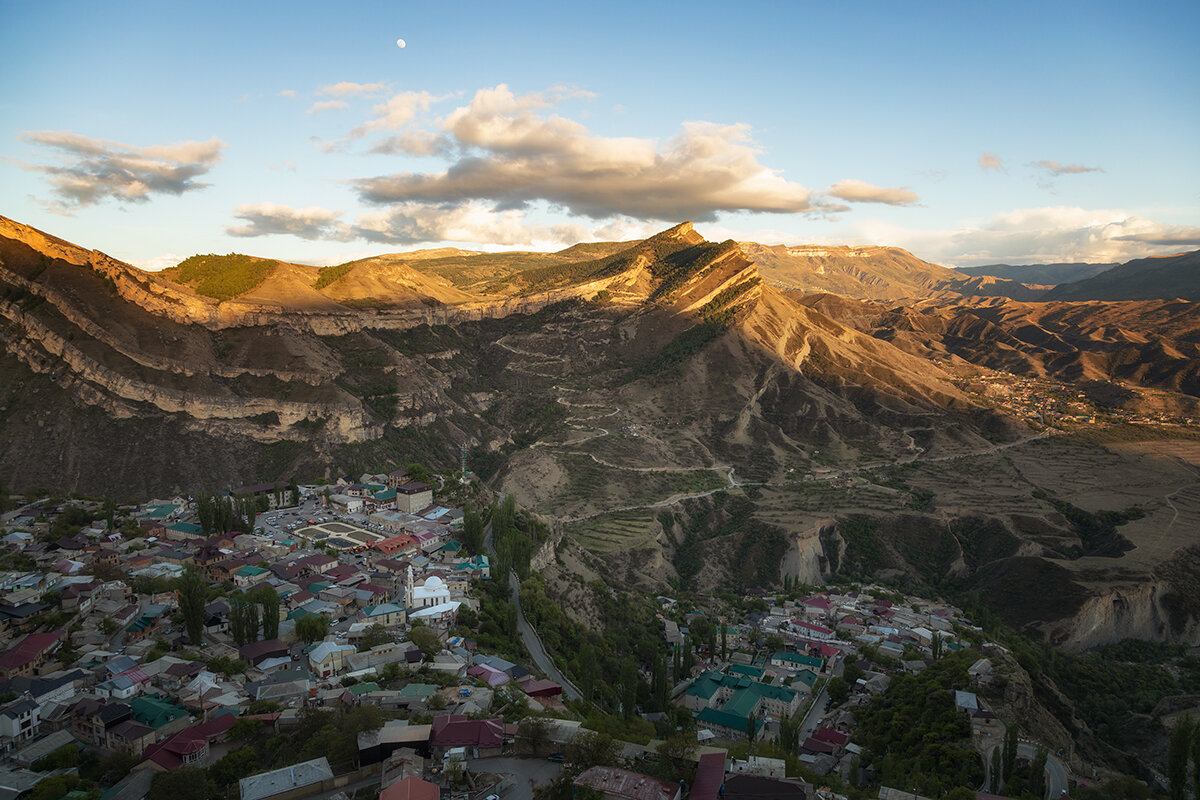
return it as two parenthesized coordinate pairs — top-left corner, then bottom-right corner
(148, 766), (217, 800)
(620, 658), (639, 720)
(518, 716), (551, 756)
(1003, 723), (1018, 785)
(1030, 746), (1049, 800)
(565, 730), (621, 775)
(358, 623), (391, 652)
(209, 746), (258, 788)
(409, 625), (441, 660)
(250, 585), (279, 640)
(30, 775), (98, 800)
(177, 566), (206, 646)
(1168, 715), (1193, 800)
(989, 747), (1003, 793)
(463, 506), (484, 554)
(826, 675), (849, 705)
(295, 613), (329, 643)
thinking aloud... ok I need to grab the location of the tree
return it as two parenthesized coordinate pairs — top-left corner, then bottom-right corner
(931, 631), (944, 660)
(1168, 715), (1193, 800)
(1030, 746), (1049, 800)
(764, 635), (785, 653)
(295, 613), (329, 644)
(721, 623), (728, 660)
(565, 730), (621, 774)
(358, 623), (391, 652)
(148, 766), (217, 800)
(620, 658), (639, 720)
(826, 675), (849, 705)
(250, 585), (279, 640)
(177, 567), (206, 646)
(463, 506), (484, 554)
(518, 716), (551, 756)
(209, 746), (258, 788)
(1002, 723), (1018, 786)
(989, 747), (1003, 793)
(409, 625), (441, 660)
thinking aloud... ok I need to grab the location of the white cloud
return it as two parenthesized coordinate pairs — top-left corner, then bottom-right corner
(344, 90), (444, 142)
(316, 81), (389, 98)
(352, 202), (589, 247)
(132, 253), (184, 272)
(17, 131), (224, 210)
(1029, 160), (1104, 176)
(351, 84), (816, 222)
(307, 100), (350, 115)
(226, 202), (354, 241)
(825, 179), (918, 206)
(843, 206), (1199, 265)
(278, 89), (296, 99)
(978, 152), (1004, 171)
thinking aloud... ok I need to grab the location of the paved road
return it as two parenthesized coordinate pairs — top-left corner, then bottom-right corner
(982, 742), (1068, 799)
(797, 654), (843, 742)
(471, 756), (564, 800)
(484, 523), (583, 702)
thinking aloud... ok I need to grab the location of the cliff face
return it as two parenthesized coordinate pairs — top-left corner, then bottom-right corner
(1049, 581), (1200, 651)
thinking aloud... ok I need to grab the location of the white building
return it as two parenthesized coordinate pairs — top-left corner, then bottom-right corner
(405, 567), (450, 610)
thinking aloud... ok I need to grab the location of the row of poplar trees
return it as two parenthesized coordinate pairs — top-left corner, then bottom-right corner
(176, 567), (280, 647)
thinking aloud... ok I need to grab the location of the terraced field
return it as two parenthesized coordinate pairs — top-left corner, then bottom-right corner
(557, 453), (727, 517)
(567, 511), (662, 554)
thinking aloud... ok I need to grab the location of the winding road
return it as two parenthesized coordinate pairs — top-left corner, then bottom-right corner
(484, 522), (583, 702)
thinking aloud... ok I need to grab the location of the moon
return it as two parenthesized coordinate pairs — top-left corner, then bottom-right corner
(396, 38), (406, 49)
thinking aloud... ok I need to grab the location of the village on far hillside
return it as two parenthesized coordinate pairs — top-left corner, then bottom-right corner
(0, 471), (1070, 800)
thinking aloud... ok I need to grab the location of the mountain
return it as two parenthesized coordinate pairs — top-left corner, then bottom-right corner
(739, 242), (1047, 301)
(1043, 250), (1200, 302)
(957, 262), (1117, 285)
(3, 215), (1199, 649)
(0, 217), (994, 495)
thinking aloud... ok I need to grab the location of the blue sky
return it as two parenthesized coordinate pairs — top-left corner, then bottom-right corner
(2, 0), (1197, 268)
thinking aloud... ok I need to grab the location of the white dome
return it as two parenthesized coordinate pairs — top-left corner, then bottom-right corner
(423, 576), (445, 590)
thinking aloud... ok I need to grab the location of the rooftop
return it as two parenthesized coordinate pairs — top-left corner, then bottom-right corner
(238, 757), (334, 800)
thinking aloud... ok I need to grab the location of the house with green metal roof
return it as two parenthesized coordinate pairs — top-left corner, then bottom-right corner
(682, 668), (802, 741)
(130, 694), (187, 730)
(770, 650), (823, 671)
(696, 707), (762, 741)
(398, 683), (438, 699)
(727, 663), (766, 679)
(789, 668), (819, 691)
(441, 540), (462, 554)
(166, 522), (204, 538)
(348, 682), (381, 697)
(234, 565), (270, 587)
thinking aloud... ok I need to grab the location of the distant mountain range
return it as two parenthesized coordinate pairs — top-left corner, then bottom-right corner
(956, 262), (1117, 285)
(1043, 250), (1200, 302)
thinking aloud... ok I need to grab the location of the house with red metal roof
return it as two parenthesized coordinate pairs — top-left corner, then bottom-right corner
(139, 711), (238, 771)
(0, 630), (64, 678)
(428, 714), (503, 759)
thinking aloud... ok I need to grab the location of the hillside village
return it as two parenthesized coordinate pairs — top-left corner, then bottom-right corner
(0, 476), (1059, 800)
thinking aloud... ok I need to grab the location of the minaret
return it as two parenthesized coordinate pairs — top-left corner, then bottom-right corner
(406, 564), (415, 608)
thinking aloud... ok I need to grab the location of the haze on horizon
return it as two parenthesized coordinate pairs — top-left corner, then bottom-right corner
(1, 0), (1197, 272)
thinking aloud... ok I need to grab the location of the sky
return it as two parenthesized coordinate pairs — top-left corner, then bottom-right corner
(2, 0), (1198, 270)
